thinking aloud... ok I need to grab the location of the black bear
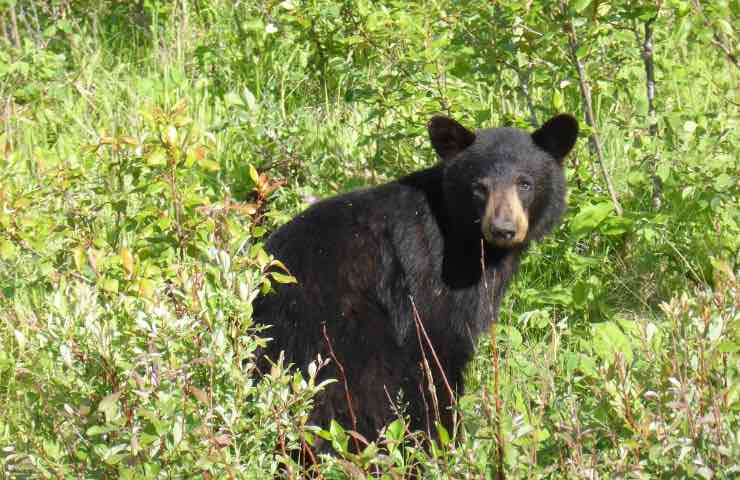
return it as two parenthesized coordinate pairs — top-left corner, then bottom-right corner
(253, 114), (578, 446)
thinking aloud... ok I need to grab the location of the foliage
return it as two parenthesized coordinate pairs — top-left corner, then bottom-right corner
(0, 0), (737, 477)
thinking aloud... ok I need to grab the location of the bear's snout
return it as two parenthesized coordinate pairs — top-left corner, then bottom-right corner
(481, 186), (529, 247)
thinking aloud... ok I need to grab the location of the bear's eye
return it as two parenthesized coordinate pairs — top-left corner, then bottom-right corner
(472, 183), (488, 198)
(517, 179), (532, 191)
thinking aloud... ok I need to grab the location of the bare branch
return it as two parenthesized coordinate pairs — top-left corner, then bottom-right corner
(560, 0), (623, 215)
(321, 323), (361, 452)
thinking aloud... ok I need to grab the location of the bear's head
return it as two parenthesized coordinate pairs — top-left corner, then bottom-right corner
(428, 114), (578, 248)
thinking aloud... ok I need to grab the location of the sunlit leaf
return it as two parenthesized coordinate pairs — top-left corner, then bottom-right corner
(571, 0), (592, 14)
(270, 271), (297, 284)
(249, 164), (260, 184)
(0, 239), (16, 260)
(101, 278), (119, 293)
(120, 248), (135, 277)
(592, 322), (633, 364)
(165, 125), (177, 146)
(570, 202), (613, 238)
(137, 278), (155, 299)
(98, 391), (121, 413)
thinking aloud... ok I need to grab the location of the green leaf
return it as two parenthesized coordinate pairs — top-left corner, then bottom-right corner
(571, 0), (592, 14)
(600, 216), (634, 236)
(98, 391), (121, 413)
(656, 163), (671, 183)
(146, 149), (167, 166)
(224, 91), (243, 107)
(717, 340), (738, 354)
(592, 322), (633, 364)
(570, 202), (613, 238)
(386, 419), (405, 441)
(101, 278), (119, 293)
(0, 239), (17, 260)
(198, 159), (221, 171)
(495, 324), (523, 348)
(243, 87), (257, 112)
(121, 248), (135, 276)
(43, 439), (62, 460)
(713, 173), (734, 191)
(254, 246), (270, 268)
(329, 420), (348, 453)
(552, 89), (564, 110)
(564, 352), (597, 377)
(137, 278), (155, 299)
(249, 164), (260, 184)
(270, 271), (297, 284)
(269, 259), (291, 273)
(252, 226), (267, 238)
(435, 422), (450, 447)
(626, 171), (649, 187)
(716, 19), (734, 37)
(87, 425), (116, 436)
(683, 120), (697, 134)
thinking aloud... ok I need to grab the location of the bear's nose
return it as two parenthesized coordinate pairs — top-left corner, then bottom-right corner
(491, 221), (516, 241)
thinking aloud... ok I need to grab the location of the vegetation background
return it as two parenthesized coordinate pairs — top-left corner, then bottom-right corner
(0, 0), (737, 478)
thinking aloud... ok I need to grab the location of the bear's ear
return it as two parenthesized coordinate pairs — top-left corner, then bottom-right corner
(427, 116), (476, 162)
(532, 114), (579, 164)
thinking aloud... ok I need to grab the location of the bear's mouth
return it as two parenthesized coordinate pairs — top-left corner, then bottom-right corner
(485, 226), (524, 247)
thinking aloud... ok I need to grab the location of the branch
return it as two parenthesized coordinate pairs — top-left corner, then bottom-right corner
(321, 323), (361, 452)
(481, 240), (505, 480)
(641, 16), (658, 137)
(637, 13), (664, 210)
(690, 0), (739, 69)
(560, 0), (623, 215)
(409, 296), (456, 406)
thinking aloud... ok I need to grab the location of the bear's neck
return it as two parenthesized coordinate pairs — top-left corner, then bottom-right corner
(440, 232), (524, 289)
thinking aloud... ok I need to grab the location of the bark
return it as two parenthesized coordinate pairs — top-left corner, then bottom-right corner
(642, 18), (657, 137)
(643, 17), (662, 210)
(634, 14), (662, 210)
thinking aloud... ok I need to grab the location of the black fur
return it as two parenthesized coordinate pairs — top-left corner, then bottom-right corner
(252, 114), (578, 443)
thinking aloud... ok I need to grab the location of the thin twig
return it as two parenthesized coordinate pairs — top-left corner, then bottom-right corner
(642, 15), (663, 210)
(409, 296), (456, 406)
(560, 0), (623, 216)
(321, 323), (361, 452)
(481, 240), (505, 480)
(414, 322), (441, 428)
(300, 437), (319, 472)
(417, 382), (433, 439)
(632, 11), (663, 210)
